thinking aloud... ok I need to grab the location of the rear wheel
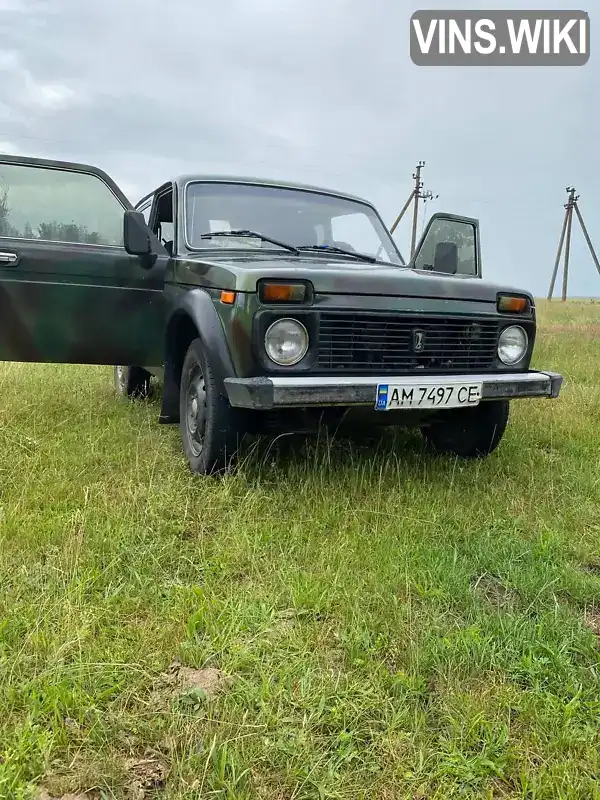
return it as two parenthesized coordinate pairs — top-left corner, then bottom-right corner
(114, 366), (151, 398)
(179, 337), (246, 475)
(421, 400), (510, 458)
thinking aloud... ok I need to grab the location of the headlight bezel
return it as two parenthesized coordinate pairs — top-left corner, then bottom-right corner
(497, 324), (529, 366)
(252, 309), (319, 374)
(264, 317), (310, 366)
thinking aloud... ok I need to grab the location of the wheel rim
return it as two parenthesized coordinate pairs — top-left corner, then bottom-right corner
(185, 363), (207, 457)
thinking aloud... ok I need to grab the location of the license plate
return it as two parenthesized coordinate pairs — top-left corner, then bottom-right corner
(375, 381), (482, 410)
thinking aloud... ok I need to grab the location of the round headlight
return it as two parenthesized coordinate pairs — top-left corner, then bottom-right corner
(498, 325), (528, 365)
(265, 318), (309, 366)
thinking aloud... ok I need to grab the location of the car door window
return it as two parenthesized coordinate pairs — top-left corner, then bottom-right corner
(138, 201), (152, 225)
(0, 162), (126, 246)
(158, 220), (174, 245)
(153, 188), (174, 254)
(413, 218), (478, 276)
(0, 164), (124, 247)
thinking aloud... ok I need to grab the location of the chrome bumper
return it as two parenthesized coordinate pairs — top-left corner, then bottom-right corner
(224, 370), (564, 410)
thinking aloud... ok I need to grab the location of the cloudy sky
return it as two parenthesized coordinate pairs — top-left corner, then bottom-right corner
(0, 0), (597, 296)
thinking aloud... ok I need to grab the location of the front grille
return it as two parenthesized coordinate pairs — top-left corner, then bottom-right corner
(317, 313), (500, 374)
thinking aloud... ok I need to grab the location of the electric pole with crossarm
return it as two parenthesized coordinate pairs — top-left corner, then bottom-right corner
(548, 186), (600, 301)
(388, 161), (438, 260)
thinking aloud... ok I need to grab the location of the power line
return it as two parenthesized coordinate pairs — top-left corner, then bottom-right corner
(0, 131), (418, 189)
(0, 129), (412, 173)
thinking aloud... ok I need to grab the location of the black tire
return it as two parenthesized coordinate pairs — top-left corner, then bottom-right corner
(421, 400), (510, 459)
(179, 337), (246, 475)
(114, 365), (151, 398)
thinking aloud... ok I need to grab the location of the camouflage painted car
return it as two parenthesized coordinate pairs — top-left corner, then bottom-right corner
(0, 154), (563, 474)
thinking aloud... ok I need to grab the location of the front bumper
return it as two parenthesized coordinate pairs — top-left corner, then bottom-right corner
(224, 370), (564, 410)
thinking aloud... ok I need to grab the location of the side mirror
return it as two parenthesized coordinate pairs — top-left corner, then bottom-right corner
(124, 210), (152, 256)
(433, 241), (458, 274)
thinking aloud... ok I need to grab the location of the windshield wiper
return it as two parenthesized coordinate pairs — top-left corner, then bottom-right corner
(296, 244), (378, 263)
(199, 229), (299, 254)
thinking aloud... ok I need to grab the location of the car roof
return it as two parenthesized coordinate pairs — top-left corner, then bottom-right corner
(136, 174), (373, 209)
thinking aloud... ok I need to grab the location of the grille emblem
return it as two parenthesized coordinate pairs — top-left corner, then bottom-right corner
(412, 329), (426, 352)
(467, 323), (482, 340)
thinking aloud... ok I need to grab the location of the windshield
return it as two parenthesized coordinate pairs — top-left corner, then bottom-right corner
(184, 182), (403, 265)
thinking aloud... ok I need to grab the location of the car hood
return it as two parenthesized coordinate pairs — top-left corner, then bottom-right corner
(174, 254), (532, 304)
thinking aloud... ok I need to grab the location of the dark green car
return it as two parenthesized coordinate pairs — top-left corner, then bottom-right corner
(0, 154), (563, 474)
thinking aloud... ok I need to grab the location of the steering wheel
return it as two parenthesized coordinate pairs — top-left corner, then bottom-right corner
(331, 240), (356, 252)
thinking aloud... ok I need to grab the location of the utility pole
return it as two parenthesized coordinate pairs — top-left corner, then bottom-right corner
(561, 188), (575, 302)
(410, 161), (425, 258)
(547, 186), (600, 301)
(547, 191), (572, 301)
(388, 161), (438, 259)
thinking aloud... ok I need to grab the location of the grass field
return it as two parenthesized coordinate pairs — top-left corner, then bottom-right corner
(1, 300), (600, 800)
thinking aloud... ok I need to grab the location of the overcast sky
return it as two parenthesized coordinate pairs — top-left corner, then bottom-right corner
(0, 0), (598, 297)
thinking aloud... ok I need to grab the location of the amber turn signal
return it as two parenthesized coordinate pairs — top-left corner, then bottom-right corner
(220, 290), (236, 304)
(260, 282), (307, 303)
(497, 295), (529, 314)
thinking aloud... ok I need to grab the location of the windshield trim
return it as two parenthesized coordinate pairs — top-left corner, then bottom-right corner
(180, 178), (405, 264)
(185, 245), (399, 267)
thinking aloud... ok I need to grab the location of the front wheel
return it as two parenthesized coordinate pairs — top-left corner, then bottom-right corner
(179, 338), (246, 475)
(421, 400), (510, 459)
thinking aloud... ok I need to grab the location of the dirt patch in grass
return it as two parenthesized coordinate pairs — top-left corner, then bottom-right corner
(472, 573), (518, 609)
(124, 754), (169, 799)
(37, 752), (169, 800)
(151, 661), (231, 706)
(584, 608), (600, 637)
(264, 608), (297, 639)
(582, 560), (600, 576)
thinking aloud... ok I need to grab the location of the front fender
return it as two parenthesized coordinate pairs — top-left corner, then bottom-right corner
(177, 288), (237, 386)
(160, 287), (237, 423)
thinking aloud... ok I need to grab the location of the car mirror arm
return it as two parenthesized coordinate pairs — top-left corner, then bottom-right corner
(137, 252), (159, 269)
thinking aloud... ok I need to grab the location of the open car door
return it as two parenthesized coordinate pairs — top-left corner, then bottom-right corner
(408, 212), (482, 277)
(0, 154), (169, 366)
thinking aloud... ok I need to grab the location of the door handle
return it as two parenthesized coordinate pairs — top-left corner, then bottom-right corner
(0, 252), (18, 265)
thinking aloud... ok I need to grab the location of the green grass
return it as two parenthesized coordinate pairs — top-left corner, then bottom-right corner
(1, 299), (600, 799)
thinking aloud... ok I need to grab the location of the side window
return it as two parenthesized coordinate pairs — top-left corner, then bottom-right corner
(0, 162), (126, 246)
(154, 189), (174, 252)
(158, 220), (174, 244)
(413, 218), (477, 276)
(138, 201), (152, 225)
